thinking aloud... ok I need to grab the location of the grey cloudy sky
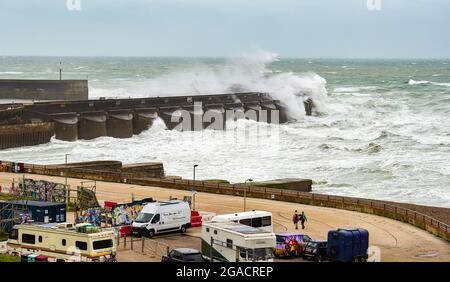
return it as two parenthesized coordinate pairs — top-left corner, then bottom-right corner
(0, 0), (449, 58)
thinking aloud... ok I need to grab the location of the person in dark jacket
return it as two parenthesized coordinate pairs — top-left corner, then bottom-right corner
(293, 210), (299, 229)
(300, 211), (307, 229)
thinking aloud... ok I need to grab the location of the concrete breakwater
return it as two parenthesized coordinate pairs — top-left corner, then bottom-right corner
(0, 79), (88, 101)
(0, 92), (313, 148)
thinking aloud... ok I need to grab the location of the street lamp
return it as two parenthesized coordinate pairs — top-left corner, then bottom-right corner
(192, 164), (199, 210)
(193, 164), (198, 183)
(244, 179), (253, 212)
(65, 154), (70, 204)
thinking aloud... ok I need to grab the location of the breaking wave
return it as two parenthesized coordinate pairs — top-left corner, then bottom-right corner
(408, 79), (450, 87)
(90, 50), (329, 120)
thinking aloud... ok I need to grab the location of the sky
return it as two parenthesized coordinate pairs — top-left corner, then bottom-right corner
(0, 0), (449, 58)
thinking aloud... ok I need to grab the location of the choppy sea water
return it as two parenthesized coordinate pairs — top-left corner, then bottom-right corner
(1, 53), (449, 207)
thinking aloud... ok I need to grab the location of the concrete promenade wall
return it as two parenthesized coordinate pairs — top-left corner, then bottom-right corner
(0, 79), (88, 101)
(3, 161), (450, 242)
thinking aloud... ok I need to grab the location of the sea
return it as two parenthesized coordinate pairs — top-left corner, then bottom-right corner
(0, 51), (449, 207)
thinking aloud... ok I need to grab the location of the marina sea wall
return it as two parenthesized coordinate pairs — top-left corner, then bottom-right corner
(0, 122), (54, 150)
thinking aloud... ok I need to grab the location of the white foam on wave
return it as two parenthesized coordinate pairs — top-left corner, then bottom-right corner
(408, 79), (450, 87)
(333, 86), (378, 93)
(0, 71), (23, 75)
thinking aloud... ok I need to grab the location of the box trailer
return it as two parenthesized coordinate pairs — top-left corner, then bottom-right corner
(327, 228), (369, 262)
(202, 221), (276, 262)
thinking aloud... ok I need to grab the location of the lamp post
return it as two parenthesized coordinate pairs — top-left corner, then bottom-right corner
(192, 164), (198, 210)
(244, 179), (253, 212)
(65, 154), (70, 204)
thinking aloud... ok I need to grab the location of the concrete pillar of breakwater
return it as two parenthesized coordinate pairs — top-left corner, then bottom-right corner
(182, 104), (204, 131)
(304, 98), (313, 116)
(243, 102), (262, 122)
(260, 101), (278, 124)
(78, 112), (107, 140)
(203, 104), (226, 130)
(133, 108), (157, 135)
(225, 102), (246, 122)
(107, 110), (134, 138)
(159, 106), (182, 130)
(51, 112), (78, 141)
(274, 101), (289, 124)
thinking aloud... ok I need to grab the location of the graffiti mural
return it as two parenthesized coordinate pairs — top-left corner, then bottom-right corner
(75, 208), (103, 227)
(18, 179), (67, 203)
(112, 204), (144, 226)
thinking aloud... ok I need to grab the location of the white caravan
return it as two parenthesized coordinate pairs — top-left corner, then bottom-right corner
(211, 211), (273, 232)
(201, 221), (276, 262)
(7, 223), (116, 262)
(132, 200), (191, 237)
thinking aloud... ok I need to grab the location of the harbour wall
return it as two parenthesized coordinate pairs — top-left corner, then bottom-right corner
(0, 79), (88, 101)
(0, 92), (312, 149)
(0, 122), (54, 150)
(21, 92), (300, 141)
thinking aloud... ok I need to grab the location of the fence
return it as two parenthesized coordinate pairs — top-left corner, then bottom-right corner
(117, 235), (170, 260)
(2, 160), (449, 242)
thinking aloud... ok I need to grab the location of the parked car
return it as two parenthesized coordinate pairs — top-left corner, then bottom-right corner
(327, 228), (369, 262)
(273, 233), (312, 258)
(161, 248), (205, 262)
(302, 241), (328, 261)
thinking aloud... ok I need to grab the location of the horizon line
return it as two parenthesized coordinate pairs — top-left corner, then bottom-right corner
(1, 54), (450, 60)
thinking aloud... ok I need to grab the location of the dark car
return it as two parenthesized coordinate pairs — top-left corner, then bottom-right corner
(161, 248), (205, 262)
(302, 241), (328, 262)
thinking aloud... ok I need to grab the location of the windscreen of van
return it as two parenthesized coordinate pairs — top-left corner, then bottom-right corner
(135, 213), (154, 223)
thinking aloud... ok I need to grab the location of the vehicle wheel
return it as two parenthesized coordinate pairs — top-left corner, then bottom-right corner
(317, 255), (324, 262)
(148, 229), (155, 238)
(180, 225), (187, 233)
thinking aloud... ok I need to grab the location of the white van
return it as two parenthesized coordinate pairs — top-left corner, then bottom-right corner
(131, 200), (191, 238)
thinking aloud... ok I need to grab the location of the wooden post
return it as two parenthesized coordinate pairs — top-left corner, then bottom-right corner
(124, 236), (127, 248)
(141, 236), (145, 253)
(117, 234), (120, 248)
(131, 236), (134, 250)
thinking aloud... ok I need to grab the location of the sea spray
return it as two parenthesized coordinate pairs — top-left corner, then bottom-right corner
(90, 50), (329, 120)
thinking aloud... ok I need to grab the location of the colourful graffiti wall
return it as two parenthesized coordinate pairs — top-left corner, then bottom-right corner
(76, 208), (103, 227)
(17, 178), (67, 203)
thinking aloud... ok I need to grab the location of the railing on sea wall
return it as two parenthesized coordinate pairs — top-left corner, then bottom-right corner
(1, 160), (449, 241)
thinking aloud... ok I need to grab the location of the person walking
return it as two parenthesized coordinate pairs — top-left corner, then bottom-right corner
(293, 210), (299, 230)
(300, 211), (307, 229)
